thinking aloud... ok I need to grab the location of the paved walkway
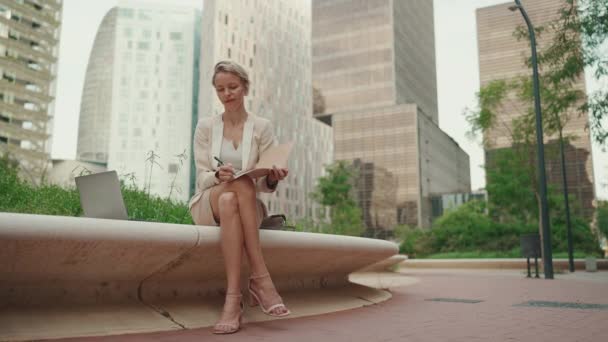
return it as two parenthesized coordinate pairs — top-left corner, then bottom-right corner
(54, 269), (608, 342)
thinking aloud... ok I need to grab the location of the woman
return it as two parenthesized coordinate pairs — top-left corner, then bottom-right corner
(189, 61), (290, 334)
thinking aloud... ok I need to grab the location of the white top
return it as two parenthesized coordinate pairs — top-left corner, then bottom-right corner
(220, 137), (243, 173)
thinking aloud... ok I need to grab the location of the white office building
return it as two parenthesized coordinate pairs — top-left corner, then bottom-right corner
(76, 1), (200, 202)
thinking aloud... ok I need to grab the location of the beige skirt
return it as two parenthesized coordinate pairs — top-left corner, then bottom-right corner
(190, 187), (267, 227)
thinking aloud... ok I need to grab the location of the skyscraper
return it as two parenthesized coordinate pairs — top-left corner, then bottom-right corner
(313, 0), (438, 122)
(313, 0), (470, 228)
(477, 0), (595, 219)
(0, 0), (63, 183)
(77, 1), (200, 202)
(199, 0), (333, 222)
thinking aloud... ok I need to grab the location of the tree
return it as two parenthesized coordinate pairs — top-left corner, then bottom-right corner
(519, 0), (608, 144)
(466, 0), (607, 244)
(484, 148), (537, 223)
(311, 161), (365, 236)
(466, 78), (549, 226)
(598, 200), (608, 239)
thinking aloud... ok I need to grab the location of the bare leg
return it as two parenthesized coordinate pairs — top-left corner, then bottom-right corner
(210, 190), (245, 333)
(217, 191), (244, 294)
(210, 178), (288, 316)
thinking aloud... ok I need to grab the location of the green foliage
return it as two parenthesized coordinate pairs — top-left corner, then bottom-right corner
(465, 79), (510, 145)
(396, 224), (433, 257)
(311, 161), (355, 206)
(463, 0), (606, 258)
(485, 148), (537, 223)
(397, 199), (601, 258)
(550, 214), (601, 255)
(598, 200), (608, 238)
(522, 0), (608, 144)
(293, 217), (323, 233)
(309, 161), (365, 236)
(0, 156), (192, 224)
(431, 201), (534, 254)
(425, 250), (521, 259)
(398, 201), (535, 258)
(0, 157), (82, 216)
(330, 202), (364, 236)
(121, 185), (193, 224)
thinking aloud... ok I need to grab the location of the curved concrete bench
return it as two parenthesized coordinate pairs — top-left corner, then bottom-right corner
(0, 212), (397, 340)
(357, 254), (408, 272)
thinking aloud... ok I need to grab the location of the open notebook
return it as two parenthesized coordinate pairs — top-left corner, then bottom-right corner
(233, 142), (293, 180)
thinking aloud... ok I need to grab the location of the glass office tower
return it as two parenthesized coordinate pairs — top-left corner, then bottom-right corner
(77, 1), (200, 202)
(313, 0), (470, 229)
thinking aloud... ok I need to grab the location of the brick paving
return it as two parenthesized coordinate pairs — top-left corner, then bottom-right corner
(55, 270), (608, 342)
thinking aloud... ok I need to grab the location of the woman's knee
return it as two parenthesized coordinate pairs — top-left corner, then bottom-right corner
(218, 192), (238, 214)
(230, 177), (256, 195)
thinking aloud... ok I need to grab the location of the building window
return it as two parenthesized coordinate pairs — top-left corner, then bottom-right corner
(227, 48), (231, 58)
(118, 8), (134, 18)
(170, 32), (182, 41)
(137, 42), (149, 50)
(225, 15), (228, 25)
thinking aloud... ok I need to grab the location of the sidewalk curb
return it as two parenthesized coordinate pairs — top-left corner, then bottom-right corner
(401, 258), (608, 271)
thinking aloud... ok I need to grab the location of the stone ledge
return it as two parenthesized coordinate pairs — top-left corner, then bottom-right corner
(0, 212), (398, 341)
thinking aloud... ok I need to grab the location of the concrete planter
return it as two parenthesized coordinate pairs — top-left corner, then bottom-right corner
(0, 212), (398, 341)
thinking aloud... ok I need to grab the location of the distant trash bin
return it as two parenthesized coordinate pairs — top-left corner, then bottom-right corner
(520, 234), (541, 278)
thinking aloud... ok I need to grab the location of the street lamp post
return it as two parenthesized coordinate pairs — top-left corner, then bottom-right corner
(509, 0), (554, 279)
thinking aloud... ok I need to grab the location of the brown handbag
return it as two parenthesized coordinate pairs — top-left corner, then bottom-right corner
(259, 214), (296, 231)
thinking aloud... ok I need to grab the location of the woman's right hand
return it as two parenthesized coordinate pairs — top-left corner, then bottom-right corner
(216, 163), (235, 182)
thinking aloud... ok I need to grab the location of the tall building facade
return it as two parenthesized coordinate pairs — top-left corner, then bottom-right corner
(199, 0), (333, 221)
(0, 0), (62, 183)
(313, 0), (470, 228)
(77, 1), (200, 202)
(477, 0), (595, 219)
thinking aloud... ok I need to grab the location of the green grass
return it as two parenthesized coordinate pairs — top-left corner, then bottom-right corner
(423, 249), (521, 259)
(0, 157), (193, 224)
(552, 251), (600, 259)
(420, 250), (604, 259)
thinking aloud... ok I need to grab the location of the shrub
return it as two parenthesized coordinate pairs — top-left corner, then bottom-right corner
(0, 157), (193, 224)
(397, 199), (601, 258)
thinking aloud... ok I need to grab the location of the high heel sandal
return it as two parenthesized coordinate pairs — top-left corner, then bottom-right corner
(213, 293), (244, 334)
(248, 273), (290, 317)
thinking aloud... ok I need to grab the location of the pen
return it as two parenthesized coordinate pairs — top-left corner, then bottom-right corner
(214, 156), (224, 166)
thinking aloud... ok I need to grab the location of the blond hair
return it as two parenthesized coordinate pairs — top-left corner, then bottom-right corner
(212, 60), (250, 92)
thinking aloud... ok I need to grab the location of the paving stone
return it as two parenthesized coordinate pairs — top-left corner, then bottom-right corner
(50, 269), (608, 342)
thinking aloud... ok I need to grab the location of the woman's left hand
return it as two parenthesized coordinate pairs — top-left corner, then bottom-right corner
(267, 165), (288, 183)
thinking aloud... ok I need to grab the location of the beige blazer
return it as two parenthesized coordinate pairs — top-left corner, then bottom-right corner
(188, 113), (277, 209)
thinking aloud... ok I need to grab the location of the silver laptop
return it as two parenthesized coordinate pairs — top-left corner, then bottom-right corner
(75, 170), (129, 220)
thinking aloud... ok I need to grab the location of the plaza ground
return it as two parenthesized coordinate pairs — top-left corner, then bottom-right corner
(51, 267), (608, 342)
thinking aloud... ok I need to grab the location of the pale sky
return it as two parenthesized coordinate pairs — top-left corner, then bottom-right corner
(51, 0), (608, 199)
